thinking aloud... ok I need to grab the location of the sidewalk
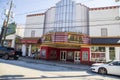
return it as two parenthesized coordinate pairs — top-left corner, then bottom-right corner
(19, 57), (90, 70)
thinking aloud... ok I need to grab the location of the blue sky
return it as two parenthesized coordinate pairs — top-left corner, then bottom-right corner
(0, 0), (119, 26)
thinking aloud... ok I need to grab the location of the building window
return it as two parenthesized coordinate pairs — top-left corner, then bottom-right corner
(91, 46), (106, 62)
(31, 30), (35, 37)
(82, 51), (88, 61)
(41, 49), (46, 58)
(67, 51), (74, 60)
(54, 0), (75, 32)
(101, 28), (107, 36)
(50, 50), (57, 59)
(109, 47), (115, 60)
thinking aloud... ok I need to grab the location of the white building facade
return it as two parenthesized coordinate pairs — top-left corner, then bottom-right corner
(24, 13), (45, 37)
(89, 6), (120, 62)
(16, 25), (25, 38)
(21, 13), (45, 56)
(44, 0), (89, 34)
(21, 0), (120, 64)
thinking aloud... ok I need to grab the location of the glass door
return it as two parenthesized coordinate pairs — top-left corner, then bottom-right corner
(74, 51), (80, 63)
(60, 51), (67, 61)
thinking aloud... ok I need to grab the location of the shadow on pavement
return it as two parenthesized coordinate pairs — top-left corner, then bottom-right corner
(0, 59), (120, 80)
(0, 74), (103, 80)
(0, 58), (89, 71)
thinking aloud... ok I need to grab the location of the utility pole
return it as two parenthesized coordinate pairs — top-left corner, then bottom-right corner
(0, 0), (13, 46)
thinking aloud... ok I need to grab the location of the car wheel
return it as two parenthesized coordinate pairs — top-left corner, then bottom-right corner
(4, 54), (9, 60)
(98, 67), (107, 75)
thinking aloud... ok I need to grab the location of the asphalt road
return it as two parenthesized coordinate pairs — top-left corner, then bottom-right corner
(0, 59), (120, 80)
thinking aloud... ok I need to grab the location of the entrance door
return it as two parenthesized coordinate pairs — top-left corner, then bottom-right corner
(60, 51), (66, 61)
(74, 51), (80, 63)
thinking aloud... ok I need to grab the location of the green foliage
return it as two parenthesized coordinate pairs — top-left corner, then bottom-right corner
(6, 23), (16, 36)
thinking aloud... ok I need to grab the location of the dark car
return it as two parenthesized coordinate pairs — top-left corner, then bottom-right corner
(0, 46), (19, 60)
(15, 49), (22, 57)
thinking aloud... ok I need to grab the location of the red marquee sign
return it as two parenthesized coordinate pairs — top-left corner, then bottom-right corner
(21, 39), (39, 43)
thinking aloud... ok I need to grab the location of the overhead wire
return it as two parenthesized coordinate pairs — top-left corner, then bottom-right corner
(6, 22), (120, 30)
(0, 0), (119, 30)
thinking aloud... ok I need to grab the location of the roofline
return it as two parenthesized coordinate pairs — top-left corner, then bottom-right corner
(90, 36), (120, 38)
(27, 13), (45, 17)
(76, 3), (89, 9)
(26, 4), (119, 17)
(22, 37), (41, 39)
(46, 6), (55, 12)
(90, 5), (119, 11)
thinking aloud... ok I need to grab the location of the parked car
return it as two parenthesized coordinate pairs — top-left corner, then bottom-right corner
(0, 46), (19, 60)
(15, 49), (22, 57)
(91, 60), (120, 76)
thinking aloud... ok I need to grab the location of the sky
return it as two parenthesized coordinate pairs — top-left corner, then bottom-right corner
(0, 0), (119, 26)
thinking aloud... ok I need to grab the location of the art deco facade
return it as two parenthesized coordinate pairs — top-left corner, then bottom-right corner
(20, 0), (120, 65)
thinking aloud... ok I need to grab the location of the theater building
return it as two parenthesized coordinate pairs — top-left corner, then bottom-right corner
(41, 32), (90, 64)
(40, 0), (90, 64)
(22, 0), (120, 65)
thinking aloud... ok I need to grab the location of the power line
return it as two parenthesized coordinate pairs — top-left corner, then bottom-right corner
(0, 15), (119, 28)
(21, 19), (120, 25)
(0, 17), (119, 26)
(15, 8), (48, 16)
(10, 22), (120, 30)
(14, 1), (95, 16)
(15, 3), (76, 16)
(0, 18), (119, 29)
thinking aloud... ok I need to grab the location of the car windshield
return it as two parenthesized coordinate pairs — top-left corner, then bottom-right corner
(105, 61), (113, 64)
(7, 48), (14, 50)
(7, 47), (15, 52)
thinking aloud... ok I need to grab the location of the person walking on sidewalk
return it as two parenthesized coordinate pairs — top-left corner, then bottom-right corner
(34, 48), (40, 60)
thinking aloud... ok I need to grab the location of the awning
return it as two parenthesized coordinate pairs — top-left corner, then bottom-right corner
(90, 38), (120, 45)
(21, 38), (41, 44)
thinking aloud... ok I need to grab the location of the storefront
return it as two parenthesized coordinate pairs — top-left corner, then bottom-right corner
(40, 44), (80, 61)
(90, 37), (120, 63)
(40, 32), (90, 64)
(20, 38), (41, 56)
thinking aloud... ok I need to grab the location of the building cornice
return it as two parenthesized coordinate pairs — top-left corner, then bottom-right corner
(90, 36), (120, 38)
(90, 6), (119, 11)
(27, 13), (45, 17)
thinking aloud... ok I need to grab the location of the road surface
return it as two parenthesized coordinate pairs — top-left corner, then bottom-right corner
(0, 59), (119, 80)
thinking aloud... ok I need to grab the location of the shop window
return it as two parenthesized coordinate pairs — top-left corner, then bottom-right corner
(41, 49), (46, 58)
(67, 51), (74, 60)
(82, 51), (88, 61)
(109, 47), (115, 60)
(91, 46), (105, 52)
(91, 46), (106, 62)
(91, 53), (105, 62)
(50, 50), (57, 59)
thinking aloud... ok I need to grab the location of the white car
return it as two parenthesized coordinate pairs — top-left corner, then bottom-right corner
(91, 60), (120, 76)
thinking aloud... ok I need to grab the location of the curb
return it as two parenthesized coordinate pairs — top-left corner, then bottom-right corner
(19, 57), (90, 70)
